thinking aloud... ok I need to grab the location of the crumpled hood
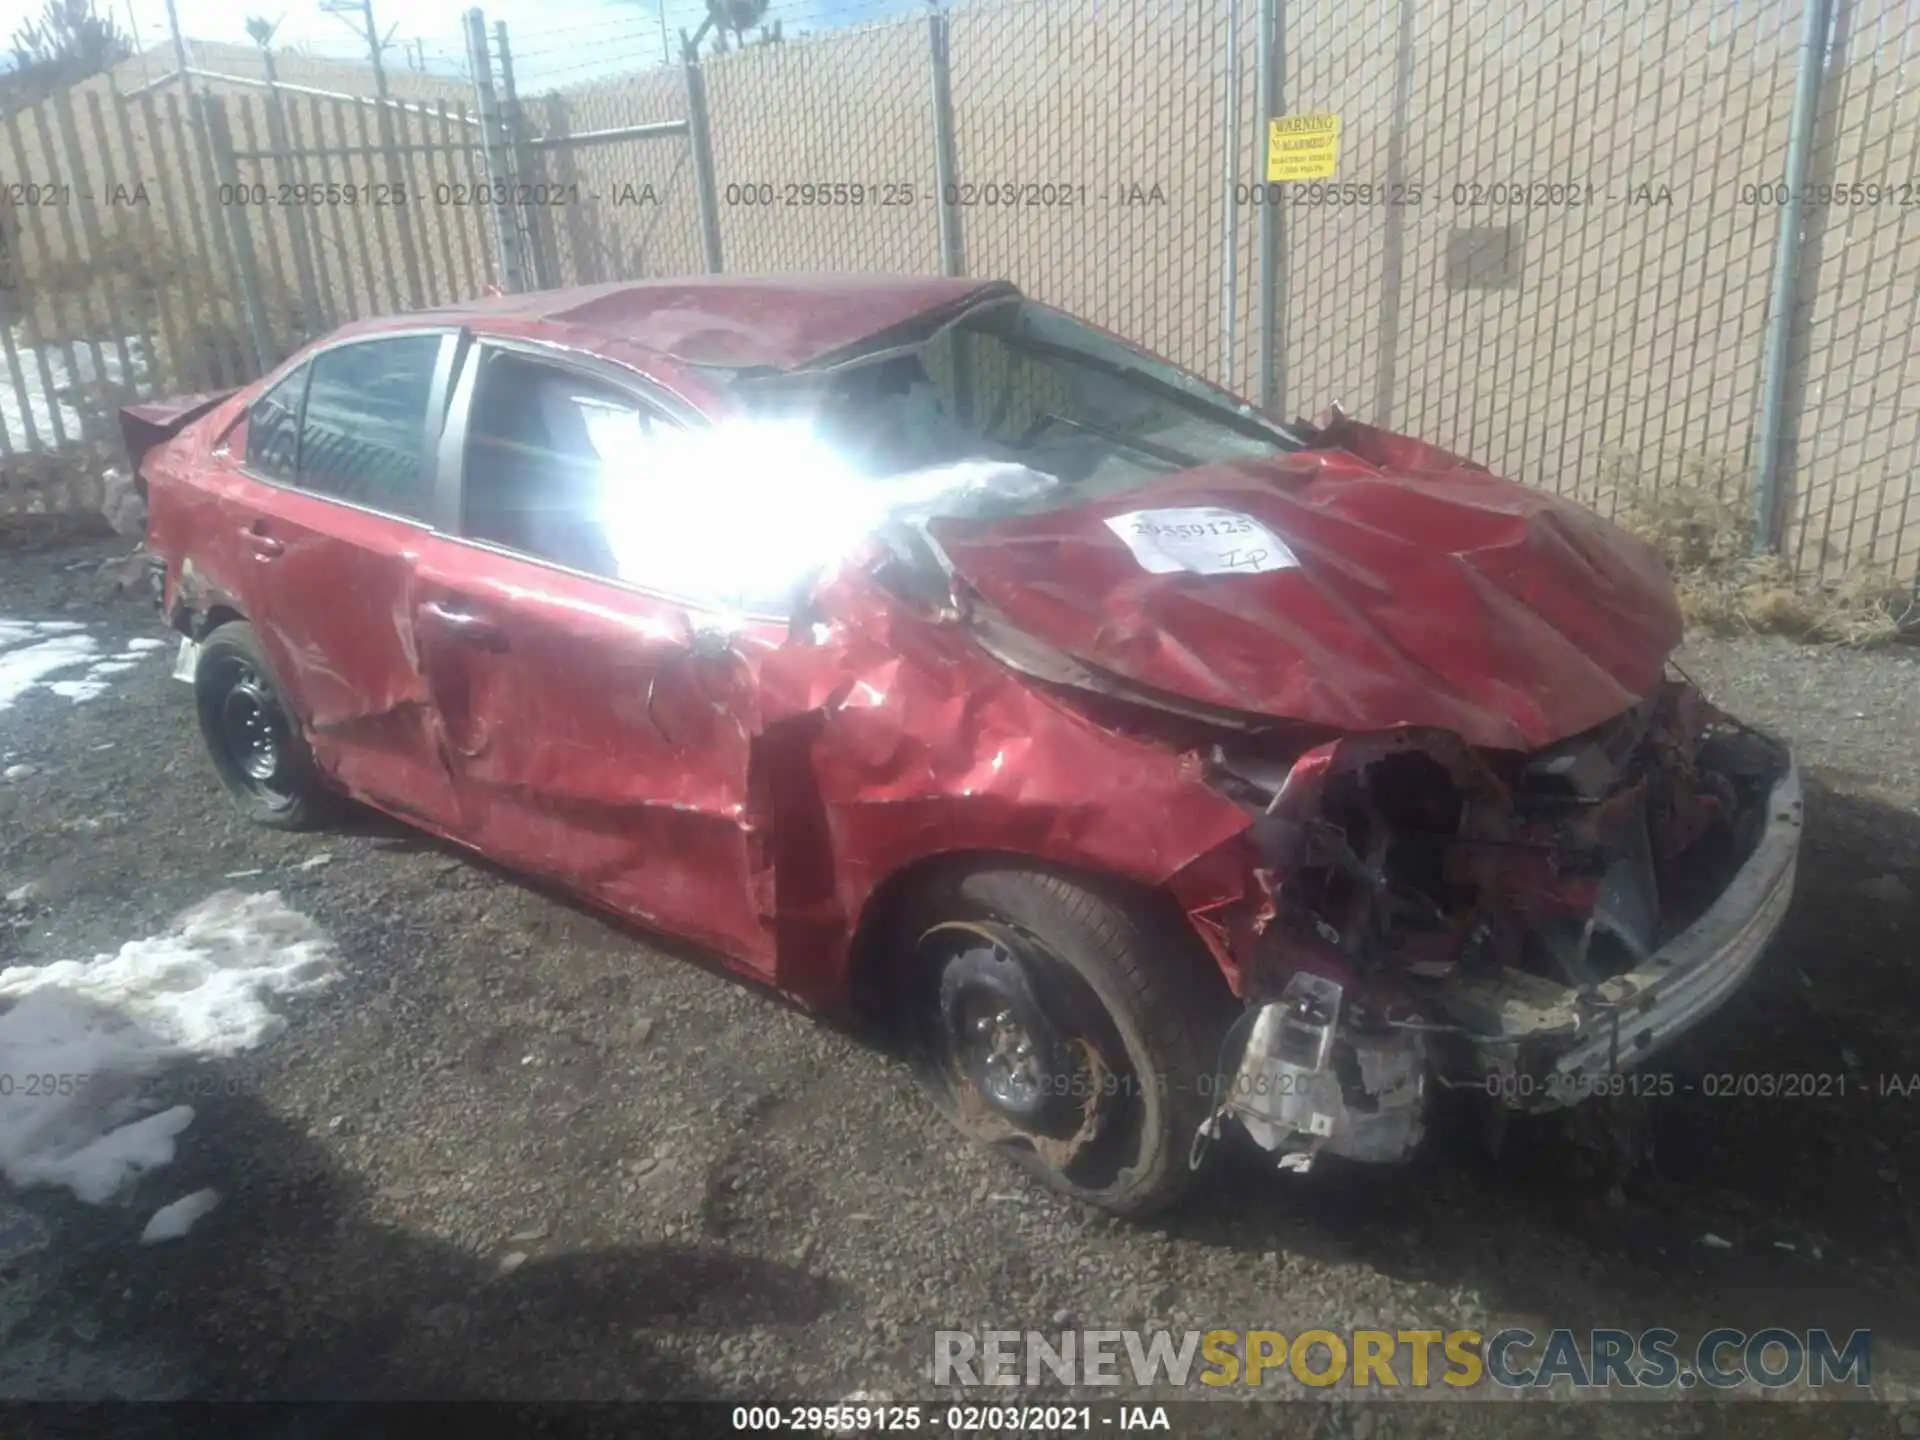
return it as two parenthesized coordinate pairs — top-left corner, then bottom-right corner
(927, 419), (1683, 753)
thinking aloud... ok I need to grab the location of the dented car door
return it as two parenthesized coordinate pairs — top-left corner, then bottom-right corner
(411, 340), (778, 975)
(224, 330), (465, 831)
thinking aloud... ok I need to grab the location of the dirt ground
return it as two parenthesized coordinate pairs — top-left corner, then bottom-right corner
(3, 522), (1920, 1437)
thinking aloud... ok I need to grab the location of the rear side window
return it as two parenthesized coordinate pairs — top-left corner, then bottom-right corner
(245, 365), (307, 481)
(296, 335), (443, 520)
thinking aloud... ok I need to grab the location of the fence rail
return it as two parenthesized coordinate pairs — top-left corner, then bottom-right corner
(1, 0), (1914, 597)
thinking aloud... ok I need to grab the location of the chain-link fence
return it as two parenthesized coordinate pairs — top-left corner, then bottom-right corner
(1776, 0), (1919, 585)
(0, 64), (501, 514)
(1260, 0), (1918, 593)
(3, 0), (1914, 597)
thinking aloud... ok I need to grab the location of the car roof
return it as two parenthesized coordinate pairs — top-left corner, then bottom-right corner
(330, 274), (1013, 372)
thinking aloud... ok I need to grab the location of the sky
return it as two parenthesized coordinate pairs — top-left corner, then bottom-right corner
(0, 0), (932, 91)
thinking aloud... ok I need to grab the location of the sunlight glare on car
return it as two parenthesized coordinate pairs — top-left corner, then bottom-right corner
(589, 415), (881, 617)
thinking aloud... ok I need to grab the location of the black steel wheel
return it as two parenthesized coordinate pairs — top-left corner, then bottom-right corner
(893, 866), (1226, 1218)
(194, 620), (332, 830)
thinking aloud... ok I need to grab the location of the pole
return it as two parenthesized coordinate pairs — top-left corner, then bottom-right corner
(201, 97), (273, 376)
(262, 46), (327, 336)
(465, 8), (528, 293)
(681, 35), (724, 274)
(494, 21), (547, 290)
(359, 0), (391, 107)
(1751, 0), (1836, 554)
(163, 0), (193, 97)
(1220, 0), (1240, 390)
(928, 0), (964, 278)
(1372, 0), (1414, 428)
(1255, 0), (1286, 417)
(355, 0), (425, 307)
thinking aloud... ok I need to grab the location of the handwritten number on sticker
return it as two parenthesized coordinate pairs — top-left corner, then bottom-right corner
(1104, 506), (1300, 576)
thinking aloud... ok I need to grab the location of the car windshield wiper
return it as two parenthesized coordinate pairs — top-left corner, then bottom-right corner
(1008, 336), (1301, 452)
(1017, 411), (1197, 472)
(788, 285), (1022, 374)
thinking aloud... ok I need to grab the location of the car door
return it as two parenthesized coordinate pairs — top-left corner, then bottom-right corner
(226, 329), (465, 832)
(409, 340), (780, 976)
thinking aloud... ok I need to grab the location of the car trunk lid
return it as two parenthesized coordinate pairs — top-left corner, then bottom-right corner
(119, 389), (238, 476)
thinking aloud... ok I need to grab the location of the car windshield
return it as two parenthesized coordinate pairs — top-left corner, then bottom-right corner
(547, 301), (1308, 621)
(736, 298), (1303, 514)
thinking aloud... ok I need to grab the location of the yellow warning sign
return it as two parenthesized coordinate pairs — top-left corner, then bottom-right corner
(1266, 112), (1341, 182)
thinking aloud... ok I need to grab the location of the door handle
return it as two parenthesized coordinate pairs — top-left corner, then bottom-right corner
(420, 599), (505, 649)
(242, 523), (284, 559)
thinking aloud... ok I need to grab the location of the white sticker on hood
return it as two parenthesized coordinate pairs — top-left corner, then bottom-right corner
(1103, 506), (1300, 576)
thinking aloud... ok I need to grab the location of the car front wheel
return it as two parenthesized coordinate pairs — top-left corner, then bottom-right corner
(194, 620), (332, 830)
(893, 866), (1226, 1219)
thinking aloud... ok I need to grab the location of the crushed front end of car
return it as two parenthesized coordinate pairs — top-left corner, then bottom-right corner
(724, 312), (1802, 1190)
(1199, 681), (1801, 1172)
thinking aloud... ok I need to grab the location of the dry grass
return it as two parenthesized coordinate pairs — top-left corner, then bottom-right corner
(15, 210), (302, 395)
(0, 447), (114, 519)
(1605, 450), (1916, 647)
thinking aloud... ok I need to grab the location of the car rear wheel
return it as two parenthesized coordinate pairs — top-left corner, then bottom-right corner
(891, 866), (1226, 1219)
(194, 620), (331, 830)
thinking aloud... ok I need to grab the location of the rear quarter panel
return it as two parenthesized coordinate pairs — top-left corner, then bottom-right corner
(142, 393), (258, 630)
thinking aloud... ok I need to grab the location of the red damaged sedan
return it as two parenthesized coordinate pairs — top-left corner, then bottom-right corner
(122, 276), (1802, 1217)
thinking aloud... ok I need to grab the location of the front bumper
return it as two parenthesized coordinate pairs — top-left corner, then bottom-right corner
(1526, 752), (1803, 1107)
(1221, 752), (1804, 1166)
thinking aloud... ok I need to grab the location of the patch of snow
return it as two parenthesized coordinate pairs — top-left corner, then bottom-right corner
(0, 617), (169, 714)
(46, 678), (110, 704)
(0, 331), (151, 451)
(0, 890), (340, 1054)
(0, 620), (85, 647)
(139, 1189), (220, 1244)
(0, 632), (100, 711)
(0, 891), (340, 1205)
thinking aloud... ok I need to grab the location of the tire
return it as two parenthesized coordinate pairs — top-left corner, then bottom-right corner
(890, 865), (1229, 1219)
(194, 620), (333, 831)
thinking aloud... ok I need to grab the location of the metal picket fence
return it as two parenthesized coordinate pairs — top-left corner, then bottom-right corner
(1, 0), (1914, 597)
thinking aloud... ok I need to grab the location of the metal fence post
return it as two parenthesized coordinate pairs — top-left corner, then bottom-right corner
(465, 8), (529, 293)
(46, 92), (116, 400)
(262, 56), (328, 336)
(104, 92), (190, 398)
(682, 37), (725, 275)
(494, 20), (551, 291)
(1372, 0), (1415, 429)
(928, 0), (965, 278)
(1751, 0), (1837, 555)
(1220, 0), (1240, 391)
(3, 108), (76, 450)
(1255, 0), (1286, 418)
(0, 234), (34, 456)
(200, 96), (274, 376)
(183, 86), (250, 379)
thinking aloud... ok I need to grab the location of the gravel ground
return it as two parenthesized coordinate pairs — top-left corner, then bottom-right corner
(2, 525), (1919, 1437)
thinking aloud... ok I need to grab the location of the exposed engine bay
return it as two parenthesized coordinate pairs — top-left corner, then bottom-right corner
(1200, 680), (1800, 1171)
